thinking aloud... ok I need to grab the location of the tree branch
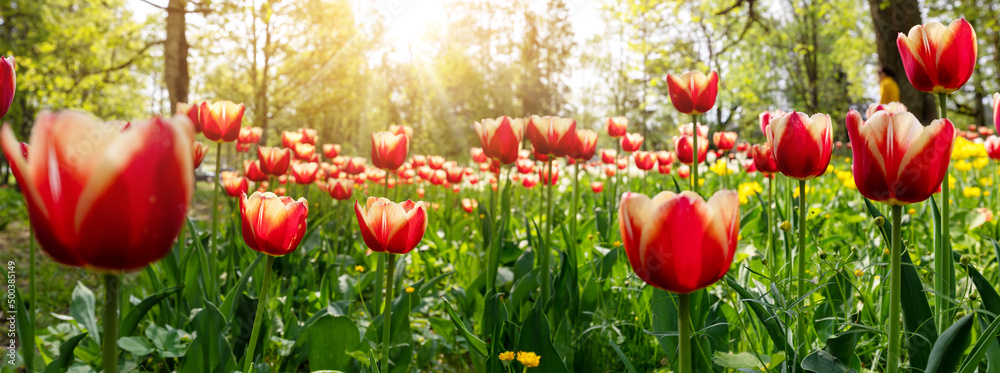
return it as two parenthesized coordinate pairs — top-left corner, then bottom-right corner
(136, 0), (167, 10)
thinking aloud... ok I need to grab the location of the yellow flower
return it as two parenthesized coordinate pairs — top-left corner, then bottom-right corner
(517, 351), (540, 368)
(907, 208), (916, 215)
(613, 240), (622, 248)
(854, 269), (863, 277)
(737, 182), (764, 205)
(499, 351), (515, 361)
(949, 175), (957, 189)
(710, 159), (733, 176)
(955, 160), (972, 172)
(964, 186), (982, 198)
(979, 177), (994, 187)
(844, 157), (851, 163)
(826, 165), (834, 174)
(405, 286), (415, 293)
(792, 184), (812, 198)
(355, 265), (365, 272)
(974, 157), (990, 170)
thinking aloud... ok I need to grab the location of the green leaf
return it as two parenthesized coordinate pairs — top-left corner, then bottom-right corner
(516, 302), (569, 373)
(178, 301), (237, 373)
(117, 336), (155, 356)
(11, 280), (35, 372)
(724, 276), (792, 353)
(119, 285), (183, 336)
(221, 253), (264, 322)
(441, 297), (487, 357)
(959, 313), (1000, 373)
(608, 338), (638, 373)
(43, 332), (87, 373)
(145, 323), (189, 358)
(801, 350), (856, 373)
(711, 351), (770, 369)
(305, 315), (361, 371)
(71, 282), (100, 344)
(926, 313), (975, 373)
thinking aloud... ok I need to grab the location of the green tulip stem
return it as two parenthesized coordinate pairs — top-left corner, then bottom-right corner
(935, 92), (953, 334)
(692, 114), (699, 195)
(888, 205), (903, 373)
(678, 292), (692, 373)
(797, 179), (807, 360)
(243, 255), (274, 373)
(540, 159), (553, 306)
(381, 254), (397, 373)
(102, 274), (121, 373)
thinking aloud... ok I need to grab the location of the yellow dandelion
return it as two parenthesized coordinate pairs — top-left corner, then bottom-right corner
(709, 159), (733, 176)
(844, 157), (851, 163)
(980, 177), (994, 187)
(955, 160), (972, 172)
(405, 286), (415, 293)
(883, 247), (890, 256)
(854, 269), (863, 277)
(499, 351), (515, 361)
(737, 182), (764, 205)
(355, 265), (365, 272)
(907, 208), (916, 215)
(517, 351), (540, 368)
(974, 157), (990, 170)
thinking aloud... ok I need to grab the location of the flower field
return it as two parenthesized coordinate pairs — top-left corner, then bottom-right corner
(3, 2), (1000, 373)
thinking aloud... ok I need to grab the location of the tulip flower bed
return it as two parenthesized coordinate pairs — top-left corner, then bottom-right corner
(3, 16), (1000, 373)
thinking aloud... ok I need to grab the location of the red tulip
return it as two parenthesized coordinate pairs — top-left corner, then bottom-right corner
(446, 166), (464, 184)
(742, 160), (757, 173)
(354, 197), (428, 254)
(522, 174), (539, 188)
(244, 160), (269, 182)
(282, 131), (304, 149)
(469, 174), (480, 185)
(758, 111), (786, 137)
(607, 117), (628, 138)
(527, 115), (577, 157)
(619, 190), (739, 293)
(222, 173), (249, 197)
(656, 151), (674, 166)
(713, 131), (737, 151)
(666, 71), (720, 115)
(428, 155), (445, 170)
(323, 143), (341, 158)
(674, 135), (708, 165)
(238, 127), (257, 144)
(177, 102), (202, 133)
(516, 158), (535, 174)
(896, 18), (977, 94)
(633, 151), (655, 171)
(461, 198), (478, 213)
(679, 123), (709, 137)
(18, 142), (27, 158)
(292, 162), (320, 184)
(326, 178), (354, 200)
(258, 146), (292, 176)
(846, 109), (955, 205)
(389, 124), (413, 138)
(300, 128), (318, 145)
(766, 111), (833, 180)
(604, 165), (616, 177)
(735, 142), (748, 152)
(569, 129), (598, 160)
(0, 56), (15, 119)
(429, 169), (446, 185)
(199, 101), (245, 143)
(620, 133), (643, 153)
(470, 147), (488, 163)
(600, 149), (617, 165)
(985, 136), (1000, 160)
(865, 102), (908, 118)
(193, 141), (209, 168)
(751, 143), (780, 174)
(240, 191), (309, 256)
(371, 131), (409, 170)
(344, 157), (367, 175)
(0, 111), (194, 271)
(677, 165), (691, 179)
(617, 158), (628, 170)
(539, 165), (559, 186)
(591, 181), (604, 193)
(475, 116), (524, 164)
(294, 143), (316, 161)
(658, 164), (672, 175)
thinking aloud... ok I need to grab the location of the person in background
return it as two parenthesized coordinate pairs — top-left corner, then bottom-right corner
(878, 66), (900, 104)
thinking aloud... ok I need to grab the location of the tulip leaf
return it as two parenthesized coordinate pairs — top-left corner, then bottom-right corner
(305, 315), (361, 372)
(926, 313), (975, 373)
(178, 301), (237, 373)
(608, 337), (638, 373)
(801, 350), (856, 373)
(119, 285), (184, 337)
(220, 253), (265, 323)
(863, 198), (937, 370)
(959, 313), (1000, 373)
(42, 332), (87, 373)
(12, 283), (36, 372)
(725, 276), (792, 354)
(70, 281), (100, 344)
(516, 302), (570, 373)
(441, 296), (488, 357)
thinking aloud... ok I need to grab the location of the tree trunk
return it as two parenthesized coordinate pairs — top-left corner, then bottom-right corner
(164, 0), (189, 114)
(867, 0), (934, 123)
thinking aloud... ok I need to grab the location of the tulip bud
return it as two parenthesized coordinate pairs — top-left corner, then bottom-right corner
(780, 221), (791, 232)
(199, 101), (245, 143)
(666, 71), (719, 115)
(874, 216), (885, 226)
(355, 197), (428, 254)
(0, 56), (15, 119)
(960, 255), (971, 266)
(896, 18), (977, 94)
